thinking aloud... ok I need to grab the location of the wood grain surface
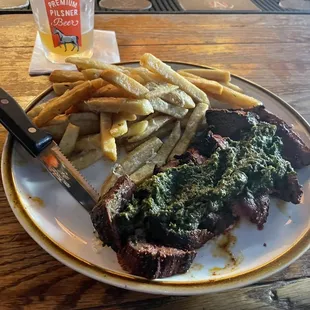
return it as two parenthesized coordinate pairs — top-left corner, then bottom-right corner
(1, 14), (310, 309)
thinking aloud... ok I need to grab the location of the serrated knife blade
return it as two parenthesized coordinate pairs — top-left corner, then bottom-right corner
(38, 142), (99, 212)
(0, 88), (99, 213)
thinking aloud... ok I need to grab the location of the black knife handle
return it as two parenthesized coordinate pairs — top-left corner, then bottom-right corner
(0, 88), (53, 156)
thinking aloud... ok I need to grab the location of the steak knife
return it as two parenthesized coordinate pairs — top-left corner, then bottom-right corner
(0, 88), (99, 212)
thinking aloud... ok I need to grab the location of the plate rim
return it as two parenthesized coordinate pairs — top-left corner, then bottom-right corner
(2, 61), (310, 295)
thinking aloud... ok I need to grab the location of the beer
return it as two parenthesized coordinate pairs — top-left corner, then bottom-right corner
(30, 0), (94, 63)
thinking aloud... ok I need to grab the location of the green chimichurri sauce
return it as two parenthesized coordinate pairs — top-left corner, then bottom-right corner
(116, 122), (295, 235)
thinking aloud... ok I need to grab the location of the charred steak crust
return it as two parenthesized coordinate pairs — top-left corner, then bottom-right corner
(206, 106), (310, 169)
(246, 106), (310, 169)
(91, 175), (136, 251)
(117, 238), (197, 279)
(232, 193), (270, 230)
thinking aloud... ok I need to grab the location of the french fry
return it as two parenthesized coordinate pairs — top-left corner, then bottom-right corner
(100, 113), (117, 162)
(65, 105), (80, 114)
(126, 120), (148, 137)
(169, 102), (208, 159)
(70, 120), (100, 136)
(130, 121), (181, 184)
(117, 112), (137, 121)
(93, 84), (131, 98)
(184, 76), (223, 95)
(49, 70), (85, 83)
(82, 69), (105, 80)
(144, 82), (179, 99)
(86, 98), (154, 115)
(149, 97), (188, 119)
(121, 136), (163, 174)
(129, 67), (166, 84)
(128, 115), (172, 143)
(101, 70), (149, 98)
(127, 72), (145, 85)
(140, 53), (209, 104)
(53, 81), (84, 96)
(206, 86), (261, 108)
(59, 123), (80, 156)
(68, 112), (99, 122)
(65, 57), (122, 72)
(110, 114), (128, 138)
(178, 68), (231, 83)
(75, 134), (101, 153)
(45, 114), (69, 126)
(161, 89), (195, 109)
(41, 123), (68, 141)
(123, 122), (175, 152)
(34, 79), (104, 127)
(27, 98), (57, 119)
(223, 82), (244, 93)
(70, 149), (103, 170)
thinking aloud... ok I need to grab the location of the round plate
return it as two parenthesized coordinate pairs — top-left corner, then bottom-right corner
(2, 62), (310, 295)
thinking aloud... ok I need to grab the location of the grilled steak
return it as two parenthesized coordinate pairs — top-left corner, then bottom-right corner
(91, 175), (136, 251)
(232, 193), (270, 230)
(206, 106), (310, 169)
(205, 109), (258, 138)
(247, 106), (310, 168)
(118, 237), (197, 279)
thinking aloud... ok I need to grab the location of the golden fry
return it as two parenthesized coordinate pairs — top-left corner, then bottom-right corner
(223, 82), (244, 93)
(53, 81), (84, 96)
(149, 97), (188, 119)
(70, 119), (100, 136)
(45, 114), (69, 126)
(178, 68), (231, 83)
(126, 120), (148, 137)
(185, 76), (223, 95)
(65, 57), (122, 71)
(124, 122), (175, 152)
(49, 70), (85, 83)
(140, 53), (209, 103)
(121, 137), (163, 174)
(117, 112), (137, 121)
(161, 89), (195, 109)
(129, 67), (166, 84)
(75, 134), (101, 153)
(82, 69), (105, 80)
(93, 84), (131, 98)
(110, 114), (128, 138)
(144, 82), (179, 99)
(86, 98), (154, 115)
(169, 102), (208, 159)
(128, 115), (172, 143)
(207, 86), (261, 108)
(130, 121), (181, 184)
(59, 123), (80, 156)
(101, 69), (149, 98)
(71, 149), (103, 170)
(34, 79), (104, 127)
(100, 113), (117, 162)
(69, 112), (99, 122)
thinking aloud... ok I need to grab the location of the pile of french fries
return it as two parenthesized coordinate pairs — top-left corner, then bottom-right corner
(28, 53), (261, 193)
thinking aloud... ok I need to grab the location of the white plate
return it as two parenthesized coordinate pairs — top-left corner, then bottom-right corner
(2, 62), (310, 295)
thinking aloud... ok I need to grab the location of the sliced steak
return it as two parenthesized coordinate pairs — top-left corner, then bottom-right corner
(91, 175), (136, 251)
(232, 193), (270, 230)
(118, 237), (197, 279)
(155, 148), (206, 174)
(190, 130), (228, 158)
(147, 209), (237, 250)
(205, 108), (258, 138)
(246, 106), (310, 169)
(273, 173), (303, 204)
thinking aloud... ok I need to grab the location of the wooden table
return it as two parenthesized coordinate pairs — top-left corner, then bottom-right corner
(1, 14), (310, 309)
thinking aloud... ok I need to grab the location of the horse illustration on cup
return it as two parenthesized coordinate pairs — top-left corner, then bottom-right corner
(53, 27), (79, 52)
